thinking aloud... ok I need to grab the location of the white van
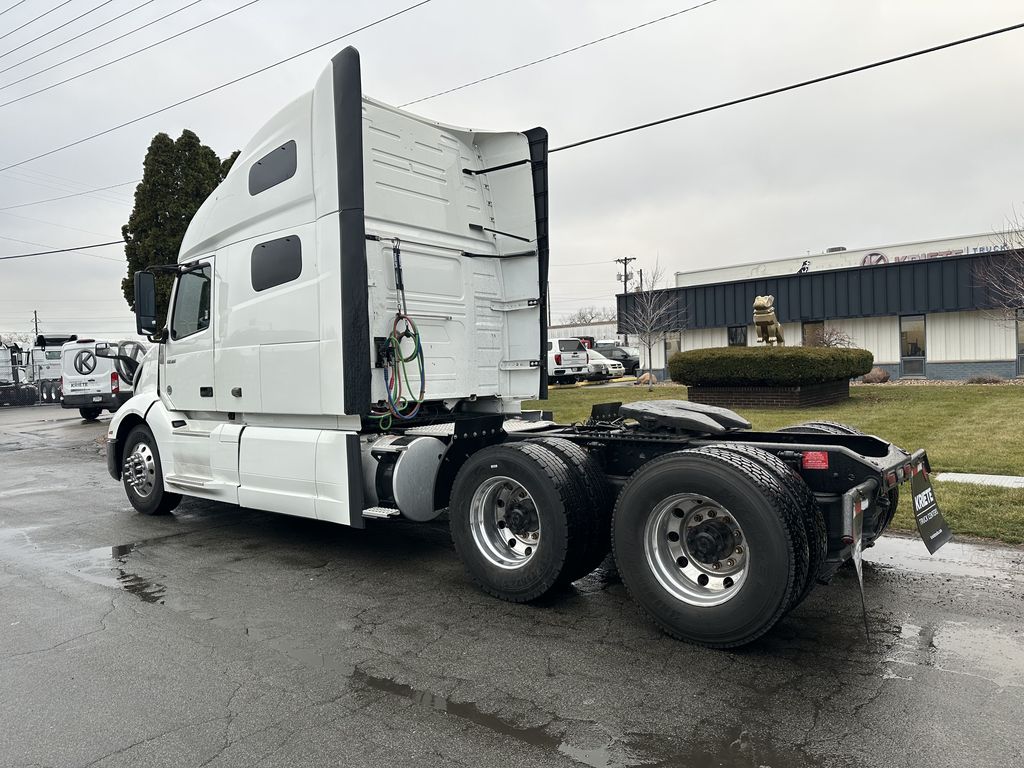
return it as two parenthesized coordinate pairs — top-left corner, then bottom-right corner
(60, 338), (145, 420)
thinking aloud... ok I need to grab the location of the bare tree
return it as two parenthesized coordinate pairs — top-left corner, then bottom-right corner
(619, 261), (681, 390)
(0, 331), (33, 346)
(560, 306), (617, 325)
(804, 326), (856, 348)
(974, 214), (1024, 314)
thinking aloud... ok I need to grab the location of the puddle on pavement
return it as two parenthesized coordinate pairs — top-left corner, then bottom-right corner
(865, 535), (1024, 584)
(884, 620), (1024, 689)
(350, 668), (814, 767)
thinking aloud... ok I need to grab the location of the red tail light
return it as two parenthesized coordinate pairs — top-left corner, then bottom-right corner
(802, 451), (829, 470)
(554, 353), (562, 365)
(111, 371), (119, 394)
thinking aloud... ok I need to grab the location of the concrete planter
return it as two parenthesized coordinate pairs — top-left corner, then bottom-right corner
(688, 379), (850, 409)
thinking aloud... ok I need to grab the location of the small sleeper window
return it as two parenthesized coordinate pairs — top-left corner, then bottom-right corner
(251, 236), (302, 292)
(248, 140), (297, 195)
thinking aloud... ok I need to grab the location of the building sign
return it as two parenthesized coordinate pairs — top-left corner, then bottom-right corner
(859, 242), (1008, 267)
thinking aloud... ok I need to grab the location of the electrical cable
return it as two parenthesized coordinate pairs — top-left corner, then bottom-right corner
(0, 2), (28, 19)
(399, 0), (720, 107)
(0, 0), (261, 104)
(0, 0), (161, 79)
(0, 239), (121, 260)
(550, 19), (1024, 153)
(0, 180), (138, 211)
(0, 0), (118, 62)
(0, 0), (75, 44)
(0, 0), (435, 172)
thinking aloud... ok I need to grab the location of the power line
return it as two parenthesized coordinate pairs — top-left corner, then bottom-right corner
(550, 19), (1024, 153)
(0, 0), (76, 44)
(0, 0), (435, 172)
(0, 0), (161, 79)
(0, 0), (117, 62)
(0, 0), (260, 104)
(0, 1), (28, 19)
(399, 0), (720, 107)
(0, 239), (122, 260)
(0, 180), (138, 211)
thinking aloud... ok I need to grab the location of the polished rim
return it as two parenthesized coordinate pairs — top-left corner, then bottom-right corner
(469, 476), (540, 569)
(123, 441), (156, 498)
(643, 493), (748, 607)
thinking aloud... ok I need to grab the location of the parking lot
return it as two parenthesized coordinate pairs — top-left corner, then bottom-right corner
(1, 405), (1022, 768)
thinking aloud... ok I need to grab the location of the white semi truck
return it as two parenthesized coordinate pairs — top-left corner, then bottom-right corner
(0, 340), (36, 406)
(30, 334), (79, 403)
(104, 47), (947, 647)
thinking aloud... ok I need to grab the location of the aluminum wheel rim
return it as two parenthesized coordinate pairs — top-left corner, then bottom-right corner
(123, 442), (156, 498)
(469, 476), (540, 570)
(643, 493), (748, 607)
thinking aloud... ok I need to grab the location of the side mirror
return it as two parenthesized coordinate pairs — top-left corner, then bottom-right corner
(134, 271), (159, 337)
(94, 342), (116, 358)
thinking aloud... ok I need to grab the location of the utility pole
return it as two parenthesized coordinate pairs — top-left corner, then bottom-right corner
(614, 256), (636, 344)
(33, 310), (39, 337)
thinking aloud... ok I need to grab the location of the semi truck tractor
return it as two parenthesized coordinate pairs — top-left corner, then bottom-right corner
(104, 47), (947, 647)
(0, 341), (37, 406)
(30, 334), (78, 403)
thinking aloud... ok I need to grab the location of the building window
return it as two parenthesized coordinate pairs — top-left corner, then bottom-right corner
(251, 236), (302, 292)
(727, 325), (747, 346)
(802, 321), (824, 346)
(900, 314), (926, 377)
(248, 140), (297, 195)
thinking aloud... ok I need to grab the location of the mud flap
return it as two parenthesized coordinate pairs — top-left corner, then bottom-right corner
(910, 471), (953, 554)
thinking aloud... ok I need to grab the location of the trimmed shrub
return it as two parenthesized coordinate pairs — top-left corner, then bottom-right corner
(668, 346), (874, 387)
(965, 374), (1007, 384)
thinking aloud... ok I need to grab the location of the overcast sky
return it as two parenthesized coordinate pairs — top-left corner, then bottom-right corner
(1, 0), (1022, 337)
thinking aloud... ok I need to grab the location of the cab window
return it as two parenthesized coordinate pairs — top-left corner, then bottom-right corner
(170, 266), (212, 340)
(557, 339), (584, 352)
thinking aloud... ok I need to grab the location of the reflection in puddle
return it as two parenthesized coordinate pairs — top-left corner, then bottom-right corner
(350, 669), (809, 767)
(116, 569), (166, 604)
(885, 621), (1024, 689)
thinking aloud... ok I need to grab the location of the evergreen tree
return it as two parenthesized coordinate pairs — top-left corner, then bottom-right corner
(121, 130), (236, 326)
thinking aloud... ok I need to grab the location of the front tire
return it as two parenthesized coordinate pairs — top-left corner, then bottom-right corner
(613, 449), (804, 648)
(449, 442), (593, 602)
(79, 407), (101, 421)
(121, 425), (181, 515)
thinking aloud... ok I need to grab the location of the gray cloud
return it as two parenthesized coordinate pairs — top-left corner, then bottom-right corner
(1, 0), (1021, 334)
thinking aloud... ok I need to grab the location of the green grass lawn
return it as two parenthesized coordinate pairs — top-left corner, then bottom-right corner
(527, 384), (1024, 544)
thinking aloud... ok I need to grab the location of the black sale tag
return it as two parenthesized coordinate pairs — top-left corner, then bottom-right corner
(910, 471), (952, 554)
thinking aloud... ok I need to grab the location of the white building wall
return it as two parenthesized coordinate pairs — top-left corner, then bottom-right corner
(681, 327), (728, 351)
(927, 311), (1015, 362)
(830, 317), (900, 364)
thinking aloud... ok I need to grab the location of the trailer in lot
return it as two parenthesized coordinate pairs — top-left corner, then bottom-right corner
(104, 47), (949, 647)
(0, 341), (37, 406)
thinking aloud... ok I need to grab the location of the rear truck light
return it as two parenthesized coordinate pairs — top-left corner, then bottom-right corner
(554, 353), (562, 365)
(111, 371), (119, 394)
(801, 450), (829, 470)
(886, 471), (898, 488)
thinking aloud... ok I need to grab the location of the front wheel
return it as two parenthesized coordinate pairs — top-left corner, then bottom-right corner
(79, 407), (102, 421)
(121, 425), (181, 515)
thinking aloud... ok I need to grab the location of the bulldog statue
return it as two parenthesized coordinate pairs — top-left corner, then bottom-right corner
(753, 295), (785, 346)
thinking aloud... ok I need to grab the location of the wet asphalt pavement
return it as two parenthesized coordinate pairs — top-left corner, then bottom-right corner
(1, 406), (1022, 768)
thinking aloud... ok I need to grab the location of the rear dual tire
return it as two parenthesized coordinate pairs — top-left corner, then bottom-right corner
(448, 440), (608, 603)
(613, 448), (807, 648)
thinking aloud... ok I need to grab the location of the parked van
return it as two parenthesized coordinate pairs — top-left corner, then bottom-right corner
(60, 338), (146, 420)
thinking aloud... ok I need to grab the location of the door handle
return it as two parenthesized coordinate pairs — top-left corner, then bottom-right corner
(199, 387), (213, 398)
(231, 387), (242, 397)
